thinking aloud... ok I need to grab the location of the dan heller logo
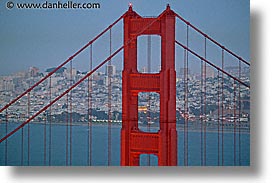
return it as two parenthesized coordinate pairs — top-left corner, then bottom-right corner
(6, 1), (101, 10)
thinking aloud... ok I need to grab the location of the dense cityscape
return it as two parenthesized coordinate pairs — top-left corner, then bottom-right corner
(0, 65), (250, 130)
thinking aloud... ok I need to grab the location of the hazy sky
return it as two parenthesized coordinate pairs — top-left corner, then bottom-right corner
(0, 0), (249, 76)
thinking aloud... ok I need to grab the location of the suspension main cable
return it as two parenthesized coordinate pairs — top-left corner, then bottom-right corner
(0, 13), (126, 114)
(175, 40), (250, 89)
(175, 13), (250, 66)
(0, 13), (163, 145)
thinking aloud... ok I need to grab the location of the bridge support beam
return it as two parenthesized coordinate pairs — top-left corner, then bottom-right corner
(121, 5), (177, 166)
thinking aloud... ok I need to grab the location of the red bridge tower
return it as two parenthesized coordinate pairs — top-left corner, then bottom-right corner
(121, 5), (177, 166)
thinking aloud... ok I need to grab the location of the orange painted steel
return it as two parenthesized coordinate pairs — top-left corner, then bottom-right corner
(121, 5), (177, 166)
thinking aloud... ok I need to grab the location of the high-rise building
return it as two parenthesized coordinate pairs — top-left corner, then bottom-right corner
(202, 66), (215, 78)
(105, 65), (116, 76)
(0, 77), (15, 92)
(29, 67), (40, 77)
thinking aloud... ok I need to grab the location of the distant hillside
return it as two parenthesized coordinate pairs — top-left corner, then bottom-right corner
(45, 67), (66, 73)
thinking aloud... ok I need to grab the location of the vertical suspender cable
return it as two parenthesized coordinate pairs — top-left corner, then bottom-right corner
(21, 115), (24, 165)
(203, 36), (207, 166)
(44, 111), (47, 165)
(70, 60), (73, 166)
(184, 24), (189, 166)
(217, 71), (220, 166)
(221, 49), (224, 165)
(5, 109), (8, 165)
(183, 48), (187, 166)
(233, 80), (236, 166)
(200, 58), (203, 166)
(107, 28), (112, 166)
(49, 76), (52, 166)
(183, 50), (187, 166)
(87, 44), (93, 166)
(147, 35), (151, 166)
(87, 76), (90, 166)
(186, 26), (189, 167)
(27, 91), (30, 165)
(90, 45), (93, 166)
(66, 94), (69, 166)
(238, 60), (242, 165)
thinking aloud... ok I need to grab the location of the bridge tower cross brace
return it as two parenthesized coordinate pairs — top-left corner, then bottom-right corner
(121, 5), (177, 166)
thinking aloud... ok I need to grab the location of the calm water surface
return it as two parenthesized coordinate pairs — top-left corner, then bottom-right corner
(0, 122), (250, 166)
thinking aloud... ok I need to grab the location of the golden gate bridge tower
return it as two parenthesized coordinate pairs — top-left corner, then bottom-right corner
(121, 4), (177, 166)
